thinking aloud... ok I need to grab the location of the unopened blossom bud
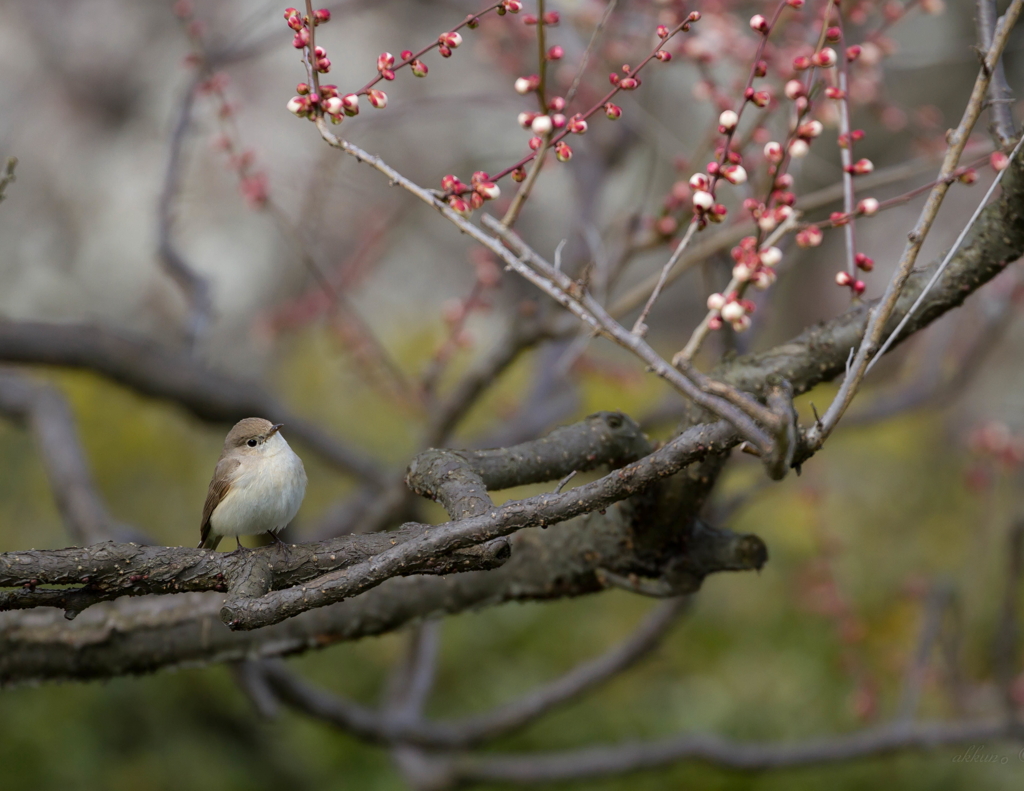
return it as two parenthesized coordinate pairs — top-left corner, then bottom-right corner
(518, 111), (538, 128)
(826, 26), (841, 42)
(568, 116), (588, 134)
(855, 253), (874, 271)
(789, 139), (810, 158)
(551, 113), (566, 129)
(755, 59), (768, 77)
(753, 269), (777, 290)
(692, 190), (714, 211)
(439, 31), (463, 48)
(721, 301), (746, 322)
(543, 10), (560, 24)
(469, 192), (485, 210)
(849, 158), (874, 174)
(411, 59), (428, 77)
(531, 115), (553, 135)
(503, 0), (523, 12)
(656, 216), (678, 236)
(709, 204), (728, 223)
(293, 28), (310, 48)
(313, 8), (331, 23)
(959, 168), (978, 184)
(341, 94), (360, 115)
(547, 45), (564, 60)
(378, 52), (395, 72)
(401, 50), (414, 60)
(764, 141), (784, 163)
(857, 197), (880, 215)
(656, 24), (670, 38)
(548, 96), (566, 112)
(515, 75), (540, 94)
(797, 226), (824, 247)
(732, 263), (753, 282)
(825, 86), (846, 100)
(991, 151), (1010, 171)
(283, 7), (299, 19)
(689, 173), (710, 191)
(555, 141), (573, 162)
(718, 110), (739, 132)
(523, 13), (539, 24)
(470, 171), (490, 185)
(605, 103), (622, 119)
(786, 0), (805, 8)
(296, 82), (310, 95)
(706, 161), (720, 176)
(722, 164), (747, 185)
(367, 89), (388, 108)
(751, 90), (770, 107)
(749, 14), (770, 33)
(449, 196), (472, 217)
(475, 181), (499, 199)
(528, 136), (543, 150)
(688, 11), (701, 21)
(286, 96), (307, 116)
(441, 174), (461, 192)
(846, 45), (862, 61)
(852, 280), (866, 295)
(654, 50), (672, 62)
(759, 246), (782, 267)
(708, 316), (724, 330)
(322, 96), (343, 115)
(798, 120), (823, 139)
(784, 80), (806, 100)
(793, 55), (812, 71)
(707, 292), (727, 311)
(511, 166), (526, 182)
(830, 211), (850, 226)
(288, 14), (305, 32)
(812, 47), (837, 67)
(619, 77), (639, 90)
(439, 45), (452, 58)
(758, 214), (778, 232)
(835, 271), (853, 286)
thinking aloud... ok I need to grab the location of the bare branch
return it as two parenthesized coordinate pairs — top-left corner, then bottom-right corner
(977, 0), (1018, 148)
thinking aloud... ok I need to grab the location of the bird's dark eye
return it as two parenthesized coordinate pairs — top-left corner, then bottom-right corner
(247, 439), (258, 447)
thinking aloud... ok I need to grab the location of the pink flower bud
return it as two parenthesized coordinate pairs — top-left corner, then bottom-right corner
(764, 141), (784, 163)
(759, 246), (782, 267)
(283, 7), (299, 19)
(515, 75), (540, 94)
(503, 0), (523, 12)
(551, 113), (566, 129)
(707, 292), (726, 311)
(846, 45), (862, 61)
(656, 24), (670, 38)
(313, 8), (331, 23)
(568, 116), (588, 134)
(322, 96), (343, 115)
(528, 136), (543, 150)
(789, 139), (810, 158)
(555, 141), (573, 162)
(751, 90), (771, 107)
(438, 45), (452, 58)
(721, 301), (746, 322)
(377, 52), (395, 72)
(710, 204), (728, 222)
(439, 31), (463, 48)
(812, 47), (837, 68)
(511, 166), (526, 182)
(784, 80), (806, 100)
(855, 253), (874, 271)
(548, 96), (566, 112)
(857, 197), (879, 215)
(991, 151), (1010, 171)
(286, 96), (307, 116)
(619, 77), (639, 90)
(708, 316), (724, 331)
(749, 14), (770, 34)
(469, 192), (485, 210)
(797, 226), (824, 247)
(411, 59), (428, 77)
(293, 28), (310, 48)
(826, 26), (841, 42)
(830, 211), (849, 226)
(689, 173), (710, 191)
(852, 280), (866, 295)
(793, 55), (812, 71)
(825, 86), (846, 100)
(543, 10), (560, 24)
(849, 158), (874, 174)
(721, 165), (747, 185)
(341, 94), (360, 115)
(835, 271), (853, 286)
(367, 89), (388, 109)
(797, 120), (823, 139)
(475, 181), (499, 199)
(655, 50), (672, 62)
(547, 45), (564, 60)
(656, 216), (678, 236)
(296, 82), (310, 95)
(959, 168), (978, 184)
(531, 115), (553, 135)
(718, 109), (739, 132)
(786, 0), (805, 6)
(604, 103), (622, 119)
(441, 174), (461, 192)
(608, 72), (619, 85)
(448, 196), (472, 217)
(732, 263), (753, 282)
(758, 214), (778, 232)
(288, 15), (305, 31)
(692, 190), (714, 211)
(518, 111), (538, 129)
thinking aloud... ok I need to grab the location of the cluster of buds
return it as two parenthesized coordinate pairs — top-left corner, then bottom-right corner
(835, 270), (866, 295)
(845, 158), (875, 175)
(442, 171), (502, 216)
(316, 89), (367, 121)
(497, 0), (523, 14)
(744, 198), (793, 233)
(437, 30), (463, 57)
(729, 236), (782, 291)
(522, 9), (560, 25)
(377, 51), (396, 80)
(744, 86), (772, 107)
(688, 173), (727, 223)
(706, 291), (756, 332)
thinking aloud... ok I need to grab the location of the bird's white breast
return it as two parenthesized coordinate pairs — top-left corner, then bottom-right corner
(210, 433), (307, 537)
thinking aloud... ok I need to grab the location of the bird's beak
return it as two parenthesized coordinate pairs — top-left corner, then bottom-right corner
(268, 423), (284, 437)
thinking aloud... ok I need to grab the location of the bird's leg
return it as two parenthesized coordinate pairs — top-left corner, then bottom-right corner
(233, 537), (251, 554)
(267, 531), (287, 546)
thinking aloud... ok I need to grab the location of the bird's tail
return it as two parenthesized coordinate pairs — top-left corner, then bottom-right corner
(198, 534), (223, 551)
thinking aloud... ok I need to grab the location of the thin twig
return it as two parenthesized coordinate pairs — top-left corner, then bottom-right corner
(632, 219), (699, 335)
(564, 0), (619, 107)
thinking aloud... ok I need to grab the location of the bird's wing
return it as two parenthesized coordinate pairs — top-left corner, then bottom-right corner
(198, 456), (240, 549)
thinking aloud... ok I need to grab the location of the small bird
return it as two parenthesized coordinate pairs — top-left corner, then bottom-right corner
(198, 417), (307, 551)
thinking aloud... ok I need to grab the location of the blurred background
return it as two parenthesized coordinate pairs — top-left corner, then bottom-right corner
(1, 0), (1024, 788)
